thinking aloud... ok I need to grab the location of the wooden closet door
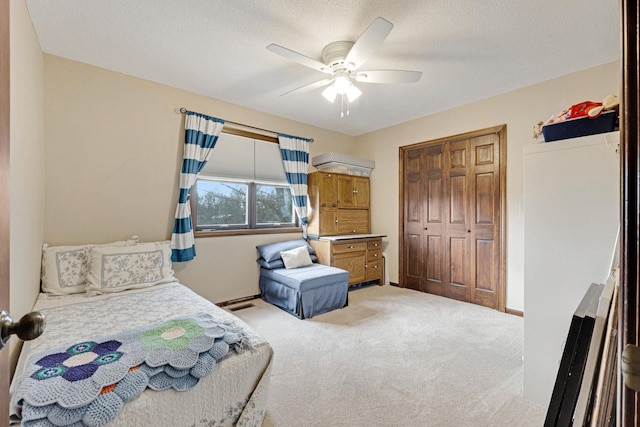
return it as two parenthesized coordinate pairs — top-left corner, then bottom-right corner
(470, 134), (501, 309)
(403, 145), (447, 295)
(403, 148), (424, 291)
(444, 140), (472, 302)
(423, 145), (447, 295)
(400, 126), (505, 311)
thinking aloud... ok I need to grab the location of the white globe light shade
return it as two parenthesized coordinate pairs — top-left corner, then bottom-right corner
(321, 85), (337, 103)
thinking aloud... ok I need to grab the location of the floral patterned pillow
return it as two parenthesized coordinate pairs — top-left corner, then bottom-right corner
(40, 237), (139, 295)
(86, 241), (177, 294)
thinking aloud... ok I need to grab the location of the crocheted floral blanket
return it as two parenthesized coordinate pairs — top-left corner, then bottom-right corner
(12, 312), (242, 427)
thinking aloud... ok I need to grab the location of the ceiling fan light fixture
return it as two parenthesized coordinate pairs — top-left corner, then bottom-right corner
(322, 85), (338, 103)
(346, 84), (362, 102)
(334, 75), (351, 94)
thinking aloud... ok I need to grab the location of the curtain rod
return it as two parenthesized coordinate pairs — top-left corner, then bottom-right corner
(178, 107), (314, 143)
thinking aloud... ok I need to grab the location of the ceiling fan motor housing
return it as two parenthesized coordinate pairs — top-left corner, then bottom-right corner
(322, 41), (355, 69)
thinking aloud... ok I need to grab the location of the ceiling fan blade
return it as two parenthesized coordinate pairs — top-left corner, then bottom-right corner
(344, 17), (394, 70)
(355, 70), (422, 84)
(280, 78), (333, 97)
(267, 44), (333, 74)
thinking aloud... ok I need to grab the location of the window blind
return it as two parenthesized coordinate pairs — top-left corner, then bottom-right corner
(199, 132), (287, 183)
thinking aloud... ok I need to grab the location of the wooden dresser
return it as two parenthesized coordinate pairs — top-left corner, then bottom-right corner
(309, 235), (385, 286)
(307, 170), (385, 286)
(307, 172), (370, 236)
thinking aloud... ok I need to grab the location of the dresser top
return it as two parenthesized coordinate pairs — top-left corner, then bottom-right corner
(316, 234), (387, 241)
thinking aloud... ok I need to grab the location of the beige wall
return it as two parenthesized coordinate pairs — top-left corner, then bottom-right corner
(9, 0), (45, 370)
(43, 55), (356, 304)
(353, 61), (620, 311)
(42, 54), (619, 310)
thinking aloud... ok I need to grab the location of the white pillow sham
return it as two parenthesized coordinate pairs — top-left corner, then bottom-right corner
(86, 240), (177, 294)
(280, 245), (314, 269)
(40, 237), (139, 295)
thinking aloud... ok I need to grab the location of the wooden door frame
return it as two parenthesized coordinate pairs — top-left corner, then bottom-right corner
(0, 0), (10, 420)
(619, 0), (639, 423)
(398, 124), (507, 312)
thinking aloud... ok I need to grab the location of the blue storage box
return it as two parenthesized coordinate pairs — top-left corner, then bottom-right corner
(542, 110), (618, 142)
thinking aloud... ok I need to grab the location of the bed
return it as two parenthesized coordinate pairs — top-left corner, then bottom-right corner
(10, 239), (273, 427)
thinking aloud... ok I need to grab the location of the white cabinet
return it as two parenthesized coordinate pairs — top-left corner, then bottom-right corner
(523, 132), (620, 406)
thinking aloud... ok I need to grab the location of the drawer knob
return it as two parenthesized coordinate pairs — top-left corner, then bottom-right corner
(374, 253), (378, 257)
(335, 219), (339, 223)
(348, 245), (355, 249)
(352, 229), (356, 233)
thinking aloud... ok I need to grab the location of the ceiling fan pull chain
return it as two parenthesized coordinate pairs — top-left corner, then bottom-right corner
(339, 94), (351, 118)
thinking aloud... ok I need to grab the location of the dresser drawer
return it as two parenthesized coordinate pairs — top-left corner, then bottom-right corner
(367, 249), (382, 262)
(333, 241), (367, 254)
(366, 260), (383, 280)
(336, 209), (370, 235)
(367, 240), (382, 250)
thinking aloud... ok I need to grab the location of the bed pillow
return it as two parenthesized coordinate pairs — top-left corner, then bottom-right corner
(40, 237), (140, 295)
(256, 254), (317, 270)
(256, 239), (315, 263)
(86, 240), (177, 294)
(280, 245), (314, 269)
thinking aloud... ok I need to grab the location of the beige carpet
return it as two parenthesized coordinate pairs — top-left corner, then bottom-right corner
(231, 284), (546, 427)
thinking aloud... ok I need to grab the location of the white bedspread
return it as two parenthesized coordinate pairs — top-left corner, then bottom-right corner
(10, 283), (273, 427)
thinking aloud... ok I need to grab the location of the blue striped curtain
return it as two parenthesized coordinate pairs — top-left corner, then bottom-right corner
(171, 111), (225, 262)
(278, 134), (310, 237)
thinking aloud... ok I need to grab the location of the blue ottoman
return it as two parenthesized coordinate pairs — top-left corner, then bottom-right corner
(259, 264), (349, 319)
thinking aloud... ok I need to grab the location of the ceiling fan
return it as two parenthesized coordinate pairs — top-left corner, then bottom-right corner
(267, 17), (422, 117)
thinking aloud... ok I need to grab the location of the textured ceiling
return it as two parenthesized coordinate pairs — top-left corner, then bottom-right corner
(25, 0), (620, 136)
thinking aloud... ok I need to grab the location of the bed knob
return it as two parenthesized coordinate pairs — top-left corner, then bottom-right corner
(0, 310), (46, 349)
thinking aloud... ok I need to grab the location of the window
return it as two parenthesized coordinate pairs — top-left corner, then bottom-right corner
(192, 132), (299, 234)
(194, 178), (295, 230)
